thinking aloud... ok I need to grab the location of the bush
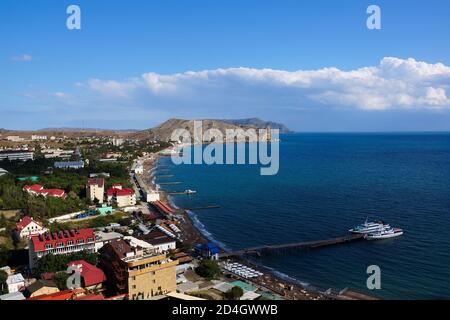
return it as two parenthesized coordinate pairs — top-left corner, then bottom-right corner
(195, 259), (221, 280)
(52, 272), (70, 290)
(225, 286), (244, 300)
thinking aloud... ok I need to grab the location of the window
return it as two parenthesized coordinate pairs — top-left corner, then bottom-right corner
(56, 242), (64, 248)
(67, 240), (74, 246)
(77, 239), (84, 245)
(45, 244), (53, 250)
(87, 237), (94, 243)
(132, 285), (136, 289)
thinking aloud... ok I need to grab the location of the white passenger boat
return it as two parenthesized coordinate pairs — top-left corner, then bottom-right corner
(365, 227), (403, 240)
(349, 218), (387, 234)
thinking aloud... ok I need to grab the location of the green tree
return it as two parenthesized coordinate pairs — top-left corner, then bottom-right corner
(195, 259), (221, 280)
(225, 286), (244, 300)
(53, 272), (70, 290)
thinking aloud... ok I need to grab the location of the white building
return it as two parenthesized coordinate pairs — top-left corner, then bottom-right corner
(6, 274), (25, 293)
(86, 178), (105, 204)
(16, 216), (48, 239)
(0, 150), (34, 161)
(31, 135), (48, 141)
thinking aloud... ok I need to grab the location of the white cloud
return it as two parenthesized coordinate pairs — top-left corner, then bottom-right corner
(11, 54), (33, 62)
(85, 57), (450, 111)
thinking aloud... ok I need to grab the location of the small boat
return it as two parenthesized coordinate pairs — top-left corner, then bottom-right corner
(349, 218), (387, 234)
(365, 227), (403, 240)
(185, 189), (197, 195)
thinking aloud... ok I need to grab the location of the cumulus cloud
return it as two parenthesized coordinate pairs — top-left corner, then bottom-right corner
(11, 54), (33, 62)
(84, 57), (450, 112)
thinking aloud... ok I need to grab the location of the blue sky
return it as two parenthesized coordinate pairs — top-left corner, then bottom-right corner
(1, 0), (450, 131)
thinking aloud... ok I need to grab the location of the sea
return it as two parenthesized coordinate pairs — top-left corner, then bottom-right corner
(154, 133), (450, 299)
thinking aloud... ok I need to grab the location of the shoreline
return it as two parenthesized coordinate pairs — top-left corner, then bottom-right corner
(140, 151), (377, 300)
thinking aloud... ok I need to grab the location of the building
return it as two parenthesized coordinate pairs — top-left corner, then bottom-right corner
(6, 273), (25, 293)
(112, 138), (124, 146)
(67, 260), (107, 290)
(99, 238), (178, 300)
(94, 230), (124, 252)
(0, 150), (34, 161)
(31, 135), (48, 141)
(194, 243), (220, 261)
(54, 161), (84, 170)
(16, 216), (47, 238)
(5, 136), (24, 142)
(86, 178), (105, 204)
(132, 161), (144, 174)
(28, 229), (96, 270)
(23, 184), (67, 199)
(41, 148), (74, 159)
(107, 185), (136, 207)
(138, 230), (176, 253)
(24, 280), (59, 298)
(0, 292), (26, 301)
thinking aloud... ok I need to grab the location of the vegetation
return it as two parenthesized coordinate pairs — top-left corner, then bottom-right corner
(0, 269), (7, 294)
(195, 259), (221, 280)
(225, 286), (244, 300)
(35, 250), (98, 276)
(52, 272), (70, 290)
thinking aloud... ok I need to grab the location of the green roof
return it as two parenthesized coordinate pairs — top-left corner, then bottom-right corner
(230, 280), (258, 292)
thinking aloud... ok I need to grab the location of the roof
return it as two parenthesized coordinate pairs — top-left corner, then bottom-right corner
(44, 189), (66, 197)
(67, 260), (106, 287)
(30, 229), (95, 252)
(166, 291), (205, 300)
(23, 184), (44, 193)
(28, 290), (74, 301)
(16, 216), (43, 231)
(75, 293), (105, 300)
(103, 238), (134, 259)
(6, 273), (25, 285)
(138, 231), (175, 246)
(54, 161), (84, 168)
(107, 187), (134, 197)
(26, 280), (58, 294)
(0, 292), (26, 301)
(87, 178), (105, 187)
(0, 150), (32, 155)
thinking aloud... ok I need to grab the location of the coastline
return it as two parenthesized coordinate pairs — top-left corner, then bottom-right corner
(140, 150), (377, 300)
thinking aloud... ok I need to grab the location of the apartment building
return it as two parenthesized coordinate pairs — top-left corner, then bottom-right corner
(99, 238), (178, 300)
(86, 178), (105, 204)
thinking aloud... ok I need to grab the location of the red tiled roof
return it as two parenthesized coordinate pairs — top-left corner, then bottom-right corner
(87, 178), (105, 187)
(23, 184), (44, 193)
(107, 187), (134, 197)
(44, 189), (66, 198)
(16, 216), (43, 231)
(28, 290), (75, 301)
(74, 293), (105, 300)
(30, 229), (95, 253)
(67, 260), (106, 287)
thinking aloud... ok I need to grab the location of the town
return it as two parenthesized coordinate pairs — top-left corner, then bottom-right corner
(0, 129), (338, 301)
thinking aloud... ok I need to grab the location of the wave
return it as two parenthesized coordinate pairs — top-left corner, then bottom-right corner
(185, 210), (230, 251)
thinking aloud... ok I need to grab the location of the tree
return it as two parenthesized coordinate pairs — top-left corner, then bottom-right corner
(53, 272), (70, 290)
(0, 269), (8, 294)
(225, 286), (244, 300)
(195, 259), (221, 280)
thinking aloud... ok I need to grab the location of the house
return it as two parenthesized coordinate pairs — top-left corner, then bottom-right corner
(27, 289), (74, 301)
(137, 230), (176, 253)
(107, 185), (136, 207)
(67, 260), (107, 290)
(0, 150), (34, 161)
(99, 238), (178, 300)
(23, 184), (66, 199)
(86, 178), (105, 204)
(0, 292), (26, 301)
(94, 230), (123, 252)
(54, 161), (84, 170)
(28, 229), (96, 270)
(16, 216), (47, 238)
(6, 273), (25, 293)
(24, 280), (59, 298)
(195, 243), (220, 261)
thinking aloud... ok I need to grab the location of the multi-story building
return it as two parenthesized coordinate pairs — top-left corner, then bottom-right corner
(31, 135), (48, 141)
(86, 178), (105, 204)
(107, 185), (136, 207)
(28, 229), (96, 270)
(16, 216), (48, 239)
(0, 150), (34, 161)
(99, 238), (178, 300)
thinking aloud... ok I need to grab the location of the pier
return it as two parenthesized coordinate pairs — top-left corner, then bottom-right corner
(219, 234), (364, 258)
(184, 205), (221, 211)
(158, 182), (182, 186)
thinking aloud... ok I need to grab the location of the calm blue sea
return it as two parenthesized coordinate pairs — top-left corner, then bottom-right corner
(155, 133), (450, 299)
